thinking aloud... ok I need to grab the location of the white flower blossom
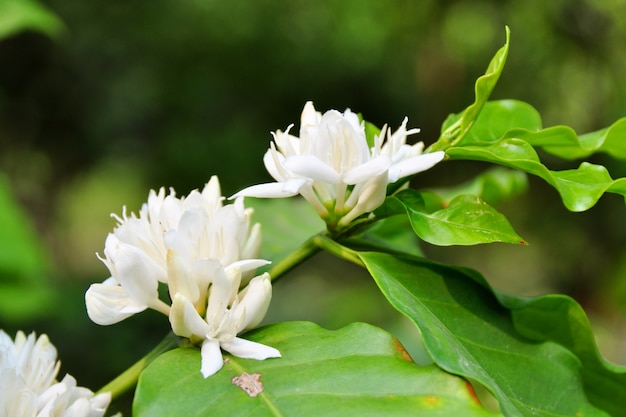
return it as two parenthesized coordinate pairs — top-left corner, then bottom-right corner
(85, 176), (279, 377)
(0, 330), (112, 417)
(232, 101), (445, 230)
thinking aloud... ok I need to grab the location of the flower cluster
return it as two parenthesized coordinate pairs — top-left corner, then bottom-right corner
(0, 330), (111, 417)
(85, 176), (280, 377)
(233, 101), (445, 230)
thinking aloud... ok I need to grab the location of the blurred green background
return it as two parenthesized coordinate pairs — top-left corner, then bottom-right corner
(1, 0), (626, 414)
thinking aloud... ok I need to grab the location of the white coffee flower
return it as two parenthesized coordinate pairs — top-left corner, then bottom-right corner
(169, 261), (279, 377)
(232, 101), (445, 230)
(85, 175), (279, 377)
(0, 330), (111, 417)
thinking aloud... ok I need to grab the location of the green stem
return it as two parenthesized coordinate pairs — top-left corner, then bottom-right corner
(312, 234), (364, 268)
(265, 231), (366, 283)
(266, 235), (322, 282)
(97, 332), (185, 399)
(426, 117), (462, 153)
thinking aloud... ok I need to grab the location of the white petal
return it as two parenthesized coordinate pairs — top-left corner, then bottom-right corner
(206, 266), (236, 322)
(339, 173), (388, 227)
(169, 293), (210, 338)
(231, 182), (300, 199)
(226, 259), (271, 275)
(300, 101), (321, 128)
(112, 244), (163, 306)
(221, 337), (281, 360)
(343, 155), (391, 184)
(241, 223), (262, 260)
(284, 155), (341, 184)
(262, 148), (287, 181)
(388, 151), (445, 182)
(233, 273), (272, 331)
(200, 338), (224, 378)
(166, 248), (199, 304)
(90, 392), (113, 415)
(191, 258), (222, 305)
(85, 283), (147, 325)
(201, 176), (222, 204)
(342, 108), (362, 131)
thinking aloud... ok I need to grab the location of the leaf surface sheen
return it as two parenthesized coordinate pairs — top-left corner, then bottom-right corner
(134, 321), (499, 417)
(446, 139), (626, 212)
(358, 252), (614, 417)
(380, 189), (525, 246)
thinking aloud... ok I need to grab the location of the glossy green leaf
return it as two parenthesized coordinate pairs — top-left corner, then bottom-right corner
(359, 252), (614, 417)
(246, 197), (324, 264)
(341, 214), (425, 257)
(446, 139), (626, 212)
(498, 294), (626, 417)
(0, 0), (65, 39)
(430, 27), (510, 152)
(508, 118), (626, 160)
(134, 321), (498, 417)
(386, 189), (525, 246)
(453, 100), (542, 146)
(449, 101), (626, 161)
(429, 167), (528, 207)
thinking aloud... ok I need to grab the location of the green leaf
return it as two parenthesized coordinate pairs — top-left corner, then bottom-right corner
(246, 197), (325, 264)
(388, 189), (526, 246)
(430, 27), (510, 152)
(134, 322), (498, 417)
(449, 101), (626, 161)
(359, 252), (616, 417)
(0, 0), (65, 39)
(446, 139), (626, 211)
(341, 214), (425, 257)
(511, 118), (626, 160)
(454, 100), (543, 146)
(429, 167), (528, 207)
(498, 294), (626, 417)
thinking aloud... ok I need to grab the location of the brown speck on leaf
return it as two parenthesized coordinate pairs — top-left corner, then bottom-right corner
(232, 372), (264, 397)
(224, 357), (230, 364)
(393, 337), (413, 362)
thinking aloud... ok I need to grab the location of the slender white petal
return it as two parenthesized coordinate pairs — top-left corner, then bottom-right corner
(190, 258), (222, 307)
(339, 173), (388, 227)
(226, 259), (271, 275)
(205, 267), (237, 324)
(221, 337), (281, 360)
(233, 273), (272, 330)
(343, 155), (391, 184)
(300, 101), (320, 128)
(262, 148), (287, 181)
(231, 182), (301, 198)
(85, 283), (147, 325)
(170, 293), (211, 338)
(166, 248), (199, 304)
(112, 244), (163, 306)
(284, 155), (341, 184)
(388, 151), (445, 182)
(200, 339), (224, 378)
